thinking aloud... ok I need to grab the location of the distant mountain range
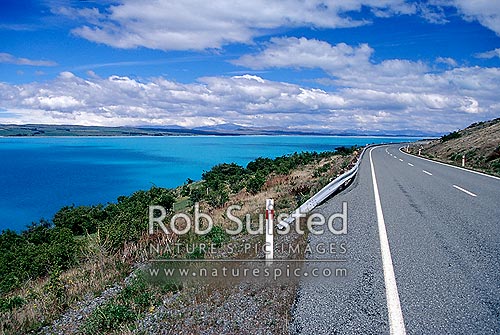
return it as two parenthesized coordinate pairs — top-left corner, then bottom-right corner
(0, 123), (440, 137)
(141, 123), (439, 137)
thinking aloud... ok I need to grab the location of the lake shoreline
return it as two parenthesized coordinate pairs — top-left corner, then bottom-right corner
(0, 136), (422, 231)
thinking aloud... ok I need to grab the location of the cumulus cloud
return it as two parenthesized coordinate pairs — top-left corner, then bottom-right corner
(25, 95), (83, 111)
(53, 1), (500, 51)
(231, 38), (499, 126)
(475, 48), (500, 59)
(0, 53), (57, 66)
(0, 61), (498, 134)
(233, 37), (429, 87)
(232, 37), (374, 74)
(60, 0), (415, 51)
(3, 1), (494, 134)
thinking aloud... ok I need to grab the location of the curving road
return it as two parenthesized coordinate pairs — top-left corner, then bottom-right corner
(291, 144), (500, 334)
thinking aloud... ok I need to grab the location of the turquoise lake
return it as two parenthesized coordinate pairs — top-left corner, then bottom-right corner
(0, 136), (421, 231)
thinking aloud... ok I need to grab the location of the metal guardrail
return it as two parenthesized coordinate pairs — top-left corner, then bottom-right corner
(277, 145), (370, 230)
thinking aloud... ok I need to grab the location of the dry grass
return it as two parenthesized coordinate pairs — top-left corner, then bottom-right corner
(1, 151), (357, 335)
(209, 153), (348, 228)
(411, 118), (500, 176)
(143, 216), (310, 334)
(128, 153), (354, 334)
(0, 232), (130, 335)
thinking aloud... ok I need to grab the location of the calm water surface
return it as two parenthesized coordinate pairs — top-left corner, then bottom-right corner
(0, 136), (421, 231)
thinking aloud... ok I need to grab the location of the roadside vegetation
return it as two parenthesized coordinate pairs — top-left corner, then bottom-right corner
(0, 146), (360, 334)
(440, 130), (461, 142)
(409, 118), (500, 177)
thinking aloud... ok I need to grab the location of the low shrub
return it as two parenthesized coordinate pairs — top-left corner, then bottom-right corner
(204, 225), (229, 247)
(186, 246), (205, 259)
(0, 296), (25, 312)
(0, 225), (78, 294)
(84, 302), (135, 333)
(441, 130), (461, 142)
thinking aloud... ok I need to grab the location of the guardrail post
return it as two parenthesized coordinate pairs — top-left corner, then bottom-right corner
(265, 199), (274, 265)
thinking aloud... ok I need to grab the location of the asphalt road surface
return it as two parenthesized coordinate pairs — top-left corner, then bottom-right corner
(291, 144), (500, 334)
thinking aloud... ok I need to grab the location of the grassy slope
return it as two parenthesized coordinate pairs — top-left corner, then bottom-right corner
(1, 150), (359, 335)
(420, 118), (500, 177)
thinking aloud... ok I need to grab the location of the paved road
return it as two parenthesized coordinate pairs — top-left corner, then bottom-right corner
(291, 144), (500, 334)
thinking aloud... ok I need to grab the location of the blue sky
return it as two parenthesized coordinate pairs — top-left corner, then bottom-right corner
(0, 0), (499, 134)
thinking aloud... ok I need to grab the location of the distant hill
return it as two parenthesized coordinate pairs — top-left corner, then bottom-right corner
(0, 124), (198, 137)
(0, 123), (438, 137)
(421, 118), (500, 176)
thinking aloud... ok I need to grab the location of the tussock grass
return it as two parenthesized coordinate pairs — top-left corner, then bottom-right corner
(1, 149), (359, 334)
(0, 232), (129, 334)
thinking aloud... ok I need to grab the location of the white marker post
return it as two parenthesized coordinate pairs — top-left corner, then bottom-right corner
(462, 154), (466, 167)
(265, 199), (274, 265)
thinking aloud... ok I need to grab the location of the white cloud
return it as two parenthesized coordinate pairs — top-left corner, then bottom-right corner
(233, 37), (429, 87)
(54, 1), (500, 52)
(452, 0), (500, 36)
(436, 57), (458, 67)
(26, 95), (83, 110)
(417, 2), (448, 24)
(0, 53), (57, 66)
(231, 38), (499, 125)
(0, 61), (498, 134)
(426, 0), (500, 35)
(61, 0), (415, 51)
(1, 2), (495, 134)
(233, 37), (374, 75)
(475, 48), (500, 59)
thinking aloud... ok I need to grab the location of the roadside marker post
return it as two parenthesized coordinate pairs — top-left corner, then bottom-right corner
(265, 199), (274, 265)
(462, 155), (466, 167)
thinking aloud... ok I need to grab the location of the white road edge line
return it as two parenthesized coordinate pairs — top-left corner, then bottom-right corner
(407, 163), (414, 167)
(422, 170), (432, 176)
(369, 147), (407, 335)
(398, 147), (500, 181)
(453, 185), (477, 197)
